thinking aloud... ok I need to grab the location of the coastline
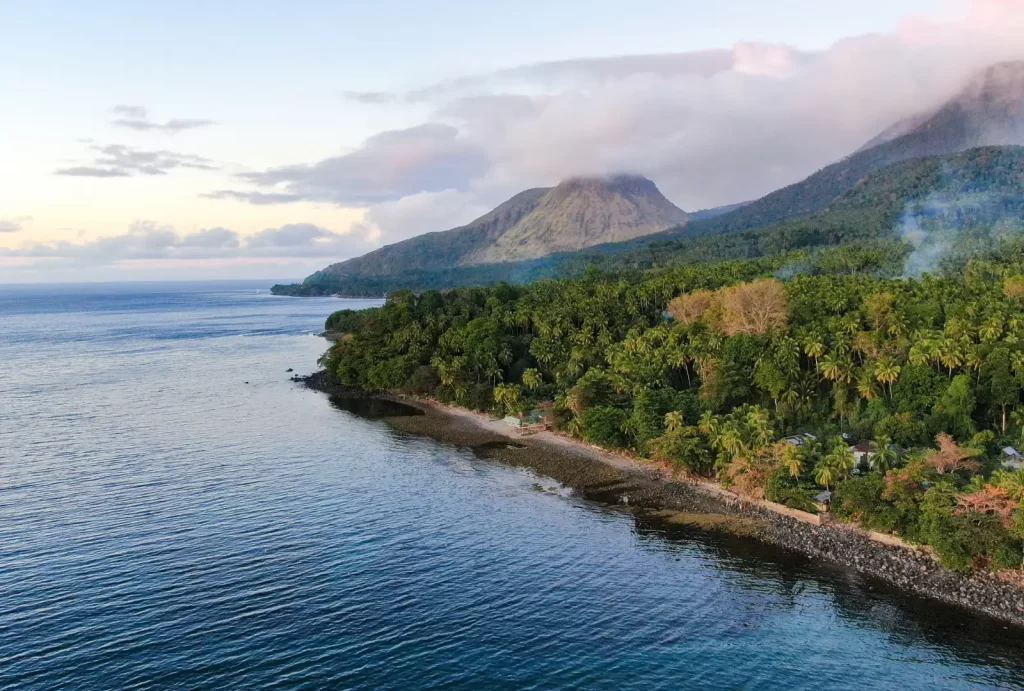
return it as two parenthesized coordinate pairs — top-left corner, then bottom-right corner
(299, 371), (1024, 628)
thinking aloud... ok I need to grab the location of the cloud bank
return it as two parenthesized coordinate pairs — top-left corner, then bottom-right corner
(55, 144), (217, 177)
(111, 105), (216, 134)
(213, 0), (1024, 248)
(0, 217), (30, 233)
(0, 221), (372, 265)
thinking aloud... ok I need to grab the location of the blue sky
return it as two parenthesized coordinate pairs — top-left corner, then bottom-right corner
(3, 0), (1021, 282)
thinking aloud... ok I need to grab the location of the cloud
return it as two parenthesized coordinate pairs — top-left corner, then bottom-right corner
(112, 105), (147, 118)
(342, 90), (398, 105)
(0, 221), (373, 265)
(235, 123), (489, 205)
(363, 190), (492, 245)
(214, 0), (1024, 244)
(0, 217), (31, 233)
(201, 190), (306, 205)
(110, 105), (216, 134)
(54, 166), (132, 178)
(358, 50), (738, 106)
(55, 143), (217, 177)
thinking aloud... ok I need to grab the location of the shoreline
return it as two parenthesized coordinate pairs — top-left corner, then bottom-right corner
(299, 371), (1024, 628)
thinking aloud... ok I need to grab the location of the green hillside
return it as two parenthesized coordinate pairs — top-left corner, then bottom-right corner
(276, 146), (1024, 295)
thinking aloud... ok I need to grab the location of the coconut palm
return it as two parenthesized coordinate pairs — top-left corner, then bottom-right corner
(521, 368), (543, 392)
(826, 441), (856, 476)
(805, 340), (825, 368)
(856, 368), (879, 401)
(664, 411), (685, 433)
(871, 435), (898, 474)
(874, 357), (901, 398)
(813, 458), (839, 491)
(783, 445), (804, 479)
(819, 354), (850, 384)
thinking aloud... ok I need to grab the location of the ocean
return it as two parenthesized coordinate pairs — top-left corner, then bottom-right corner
(2, 281), (1023, 689)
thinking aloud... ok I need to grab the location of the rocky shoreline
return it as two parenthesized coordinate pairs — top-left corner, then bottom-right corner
(298, 371), (1024, 628)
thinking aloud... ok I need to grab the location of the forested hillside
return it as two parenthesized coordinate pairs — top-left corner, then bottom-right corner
(276, 146), (1024, 295)
(561, 146), (1024, 274)
(318, 234), (1024, 573)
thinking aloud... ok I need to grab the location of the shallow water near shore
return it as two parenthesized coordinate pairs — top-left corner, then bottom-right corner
(3, 282), (1024, 690)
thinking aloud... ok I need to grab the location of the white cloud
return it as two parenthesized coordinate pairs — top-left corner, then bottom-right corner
(211, 0), (1024, 252)
(0, 216), (31, 233)
(55, 143), (217, 178)
(110, 105), (216, 134)
(0, 220), (373, 265)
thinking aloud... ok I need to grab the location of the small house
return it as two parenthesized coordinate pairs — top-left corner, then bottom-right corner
(784, 433), (817, 447)
(813, 490), (832, 511)
(1002, 446), (1023, 470)
(850, 442), (874, 469)
(504, 409), (548, 435)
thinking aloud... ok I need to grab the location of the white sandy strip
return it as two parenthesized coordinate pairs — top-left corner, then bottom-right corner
(416, 399), (650, 473)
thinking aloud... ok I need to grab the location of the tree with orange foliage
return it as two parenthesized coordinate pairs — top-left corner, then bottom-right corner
(956, 485), (1017, 528)
(667, 289), (717, 326)
(1003, 276), (1024, 299)
(923, 433), (981, 475)
(718, 279), (789, 336)
(724, 441), (790, 501)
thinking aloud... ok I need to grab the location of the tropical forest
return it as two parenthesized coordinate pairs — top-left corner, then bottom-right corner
(319, 226), (1024, 575)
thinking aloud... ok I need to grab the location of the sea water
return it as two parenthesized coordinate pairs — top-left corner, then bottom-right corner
(2, 281), (1023, 690)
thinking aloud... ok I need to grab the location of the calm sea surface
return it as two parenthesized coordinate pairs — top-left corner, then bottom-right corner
(2, 281), (1024, 690)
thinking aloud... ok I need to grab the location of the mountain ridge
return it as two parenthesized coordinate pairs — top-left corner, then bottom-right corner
(273, 61), (1024, 296)
(315, 174), (687, 279)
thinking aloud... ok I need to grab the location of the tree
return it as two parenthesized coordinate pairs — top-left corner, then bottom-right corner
(667, 290), (716, 326)
(664, 411), (685, 433)
(924, 433), (981, 475)
(493, 384), (524, 416)
(874, 357), (901, 398)
(805, 339), (825, 368)
(521, 368), (543, 392)
(985, 348), (1018, 433)
(719, 279), (789, 336)
(783, 444), (804, 478)
(870, 435), (898, 474)
(814, 458), (839, 491)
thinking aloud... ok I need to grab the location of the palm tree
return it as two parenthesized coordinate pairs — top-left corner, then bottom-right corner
(718, 424), (744, 457)
(493, 384), (523, 416)
(908, 343), (930, 367)
(805, 340), (825, 368)
(871, 435), (898, 474)
(856, 368), (879, 401)
(745, 408), (773, 451)
(664, 411), (685, 433)
(874, 357), (901, 398)
(783, 445), (804, 479)
(521, 368), (543, 392)
(814, 458), (838, 491)
(827, 441), (855, 476)
(819, 354), (850, 384)
(993, 469), (1024, 503)
(980, 318), (1003, 343)
(938, 339), (963, 377)
(698, 410), (718, 437)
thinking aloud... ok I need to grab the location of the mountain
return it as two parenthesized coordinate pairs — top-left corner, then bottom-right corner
(557, 145), (1024, 275)
(273, 61), (1024, 296)
(468, 175), (688, 264)
(317, 187), (548, 278)
(674, 61), (1024, 238)
(290, 175), (685, 289)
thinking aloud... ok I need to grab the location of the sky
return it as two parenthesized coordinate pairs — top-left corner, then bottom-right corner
(2, 0), (1023, 283)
